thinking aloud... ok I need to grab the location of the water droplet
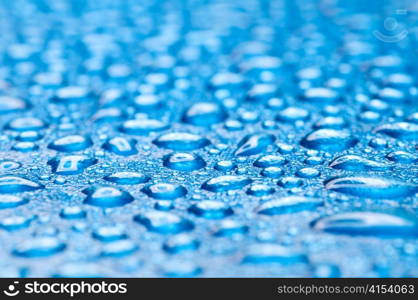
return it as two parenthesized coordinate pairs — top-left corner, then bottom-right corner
(254, 155), (286, 168)
(329, 155), (389, 171)
(119, 119), (169, 135)
(312, 212), (418, 237)
(0, 176), (43, 193)
(142, 183), (187, 200)
(189, 200), (233, 219)
(234, 133), (276, 156)
(92, 225), (127, 243)
(213, 220), (249, 237)
(101, 240), (138, 257)
(48, 155), (97, 175)
(163, 152), (206, 171)
(246, 184), (275, 196)
(247, 84), (277, 102)
(5, 117), (46, 131)
(300, 129), (358, 152)
(48, 135), (93, 152)
(210, 72), (245, 90)
(325, 176), (418, 199)
(202, 175), (252, 192)
(12, 142), (38, 152)
(92, 108), (125, 123)
(0, 96), (27, 114)
(134, 211), (194, 234)
(0, 215), (33, 231)
(278, 176), (303, 188)
(83, 186), (134, 207)
(313, 117), (347, 129)
(53, 263), (103, 277)
(53, 86), (90, 104)
(386, 151), (416, 164)
(134, 94), (162, 111)
(104, 172), (149, 185)
(60, 206), (86, 219)
(160, 261), (202, 277)
(302, 87), (338, 103)
(242, 244), (307, 264)
(153, 132), (210, 151)
(103, 137), (137, 156)
(276, 106), (310, 123)
(0, 195), (28, 209)
(257, 196), (322, 215)
(214, 160), (235, 172)
(295, 167), (320, 178)
(375, 122), (418, 140)
(16, 131), (42, 142)
(0, 160), (21, 172)
(13, 237), (66, 258)
(261, 166), (283, 178)
(163, 234), (200, 254)
(182, 102), (227, 126)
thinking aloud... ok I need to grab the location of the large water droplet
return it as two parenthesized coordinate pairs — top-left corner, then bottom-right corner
(134, 94), (163, 111)
(119, 119), (169, 135)
(0, 96), (27, 114)
(48, 155), (97, 175)
(53, 86), (91, 104)
(182, 102), (227, 126)
(257, 196), (322, 215)
(5, 117), (46, 131)
(302, 87), (338, 103)
(213, 220), (249, 237)
(188, 200), (233, 219)
(93, 225), (127, 242)
(134, 211), (194, 234)
(0, 195), (28, 209)
(142, 183), (187, 200)
(103, 137), (137, 156)
(60, 206), (86, 220)
(202, 175), (252, 192)
(246, 184), (275, 196)
(329, 155), (389, 171)
(153, 132), (210, 151)
(0, 176), (43, 193)
(48, 135), (93, 152)
(375, 122), (418, 140)
(386, 151), (417, 164)
(163, 152), (206, 171)
(312, 212), (418, 237)
(83, 186), (134, 207)
(101, 240), (138, 257)
(0, 160), (21, 172)
(104, 172), (149, 185)
(276, 106), (310, 123)
(300, 129), (358, 152)
(253, 154), (286, 168)
(234, 133), (276, 156)
(325, 176), (418, 199)
(13, 237), (66, 258)
(0, 215), (33, 231)
(242, 244), (307, 264)
(163, 234), (200, 254)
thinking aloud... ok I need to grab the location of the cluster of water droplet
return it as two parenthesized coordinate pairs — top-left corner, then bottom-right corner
(0, 0), (417, 277)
